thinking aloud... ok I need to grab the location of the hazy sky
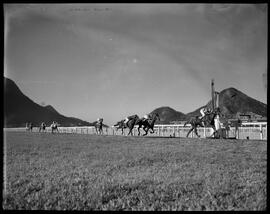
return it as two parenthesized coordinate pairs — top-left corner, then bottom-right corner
(4, 4), (267, 125)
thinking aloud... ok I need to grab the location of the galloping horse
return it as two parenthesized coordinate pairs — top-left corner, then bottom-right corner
(39, 122), (46, 132)
(136, 113), (160, 136)
(183, 117), (204, 138)
(119, 115), (140, 136)
(26, 122), (33, 132)
(113, 120), (127, 135)
(50, 122), (59, 134)
(184, 108), (221, 138)
(93, 121), (103, 135)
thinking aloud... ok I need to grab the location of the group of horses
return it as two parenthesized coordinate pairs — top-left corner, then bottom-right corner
(111, 109), (224, 137)
(112, 112), (161, 136)
(26, 108), (241, 138)
(26, 122), (60, 133)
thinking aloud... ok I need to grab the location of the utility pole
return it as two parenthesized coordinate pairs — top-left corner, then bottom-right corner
(211, 79), (215, 110)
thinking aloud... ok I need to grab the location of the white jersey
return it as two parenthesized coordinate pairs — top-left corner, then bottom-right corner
(143, 114), (150, 120)
(199, 108), (206, 119)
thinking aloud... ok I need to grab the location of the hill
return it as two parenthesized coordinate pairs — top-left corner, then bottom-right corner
(150, 106), (187, 124)
(150, 88), (267, 124)
(4, 77), (92, 127)
(186, 87), (267, 119)
(44, 105), (60, 114)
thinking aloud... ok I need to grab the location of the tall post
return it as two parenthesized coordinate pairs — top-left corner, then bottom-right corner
(215, 91), (220, 108)
(211, 79), (215, 110)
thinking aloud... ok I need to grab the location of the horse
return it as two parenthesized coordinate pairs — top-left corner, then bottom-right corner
(50, 122), (59, 134)
(26, 122), (33, 132)
(92, 121), (103, 135)
(112, 120), (127, 135)
(136, 113), (160, 136)
(184, 108), (221, 138)
(119, 114), (140, 136)
(39, 122), (46, 132)
(183, 117), (204, 138)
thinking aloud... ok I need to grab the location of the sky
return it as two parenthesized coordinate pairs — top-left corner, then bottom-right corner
(4, 4), (267, 125)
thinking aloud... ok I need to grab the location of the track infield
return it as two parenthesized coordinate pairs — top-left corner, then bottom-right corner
(3, 131), (267, 210)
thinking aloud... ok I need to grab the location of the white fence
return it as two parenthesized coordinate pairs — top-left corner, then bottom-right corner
(4, 122), (267, 140)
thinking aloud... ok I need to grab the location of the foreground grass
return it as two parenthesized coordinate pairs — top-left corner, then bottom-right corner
(3, 132), (267, 210)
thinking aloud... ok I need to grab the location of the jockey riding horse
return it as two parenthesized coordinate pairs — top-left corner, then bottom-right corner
(95, 118), (104, 135)
(115, 115), (139, 136)
(39, 122), (46, 132)
(136, 113), (160, 136)
(113, 120), (127, 135)
(51, 121), (59, 133)
(184, 107), (221, 138)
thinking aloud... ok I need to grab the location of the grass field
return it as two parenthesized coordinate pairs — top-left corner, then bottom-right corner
(3, 131), (267, 210)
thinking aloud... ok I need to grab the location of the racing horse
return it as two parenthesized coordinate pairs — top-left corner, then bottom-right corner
(50, 122), (59, 134)
(184, 108), (221, 138)
(113, 120), (127, 135)
(39, 122), (46, 132)
(136, 113), (160, 136)
(92, 120), (103, 135)
(26, 122), (33, 132)
(116, 115), (139, 136)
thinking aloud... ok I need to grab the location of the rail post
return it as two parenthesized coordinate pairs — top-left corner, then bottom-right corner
(260, 124), (263, 140)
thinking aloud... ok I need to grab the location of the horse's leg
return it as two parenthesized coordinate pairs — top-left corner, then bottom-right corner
(143, 127), (149, 136)
(137, 124), (141, 136)
(186, 127), (194, 138)
(194, 127), (200, 138)
(127, 128), (131, 136)
(209, 126), (216, 138)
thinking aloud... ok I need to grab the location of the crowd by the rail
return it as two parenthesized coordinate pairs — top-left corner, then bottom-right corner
(25, 107), (243, 139)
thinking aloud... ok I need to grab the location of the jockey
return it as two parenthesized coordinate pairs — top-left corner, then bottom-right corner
(97, 118), (103, 124)
(124, 115), (136, 124)
(199, 107), (211, 119)
(142, 113), (152, 122)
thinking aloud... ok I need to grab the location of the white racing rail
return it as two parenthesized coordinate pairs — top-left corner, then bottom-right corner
(4, 122), (267, 140)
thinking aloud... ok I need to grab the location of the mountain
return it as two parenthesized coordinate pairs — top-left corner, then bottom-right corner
(4, 77), (92, 127)
(44, 105), (60, 114)
(150, 106), (187, 124)
(150, 88), (267, 124)
(186, 87), (267, 119)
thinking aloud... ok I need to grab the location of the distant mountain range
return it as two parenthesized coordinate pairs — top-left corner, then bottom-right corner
(4, 77), (267, 127)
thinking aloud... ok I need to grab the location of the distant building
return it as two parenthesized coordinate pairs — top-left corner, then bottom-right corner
(237, 112), (266, 122)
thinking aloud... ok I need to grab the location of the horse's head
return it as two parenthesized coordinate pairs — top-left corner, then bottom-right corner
(113, 120), (122, 127)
